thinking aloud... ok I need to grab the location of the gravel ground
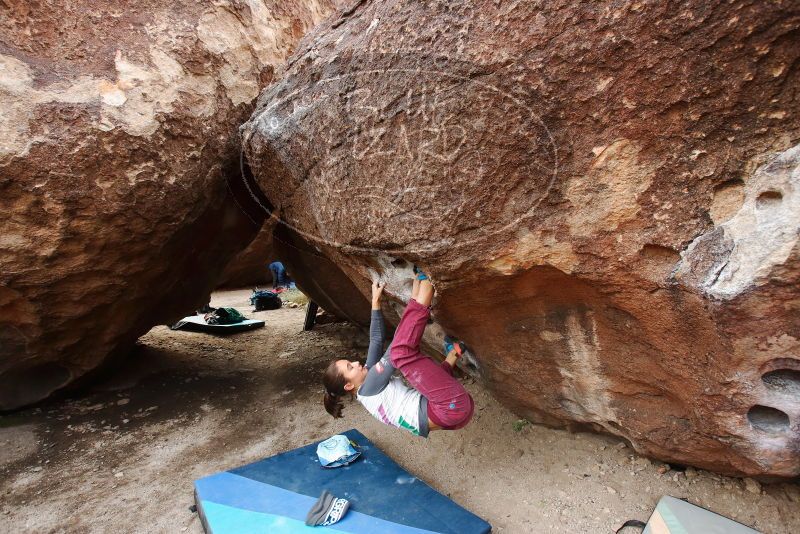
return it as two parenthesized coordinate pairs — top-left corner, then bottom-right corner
(1, 288), (798, 533)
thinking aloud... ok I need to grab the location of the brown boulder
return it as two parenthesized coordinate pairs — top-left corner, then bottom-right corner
(273, 223), (371, 326)
(217, 219), (276, 288)
(0, 0), (339, 409)
(242, 0), (800, 476)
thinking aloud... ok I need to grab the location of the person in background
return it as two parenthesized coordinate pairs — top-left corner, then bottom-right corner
(268, 261), (288, 289)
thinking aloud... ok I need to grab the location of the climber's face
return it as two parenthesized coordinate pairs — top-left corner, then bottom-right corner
(336, 359), (367, 391)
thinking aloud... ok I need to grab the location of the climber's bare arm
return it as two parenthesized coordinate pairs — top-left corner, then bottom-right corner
(371, 280), (385, 310)
(415, 278), (433, 307)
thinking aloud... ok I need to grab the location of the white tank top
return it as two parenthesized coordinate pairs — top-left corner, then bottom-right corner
(357, 376), (422, 436)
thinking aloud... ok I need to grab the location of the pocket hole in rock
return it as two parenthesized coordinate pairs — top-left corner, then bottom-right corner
(710, 178), (745, 224)
(756, 190), (783, 208)
(391, 258), (408, 268)
(762, 369), (800, 397)
(747, 405), (790, 433)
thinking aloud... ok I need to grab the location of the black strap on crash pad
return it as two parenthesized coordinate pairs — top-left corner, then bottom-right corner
(615, 519), (646, 533)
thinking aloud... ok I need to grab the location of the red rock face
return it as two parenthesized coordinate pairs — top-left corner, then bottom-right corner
(242, 1), (800, 476)
(0, 0), (339, 409)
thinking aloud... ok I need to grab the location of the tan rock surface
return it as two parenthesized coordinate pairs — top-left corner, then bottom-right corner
(242, 0), (800, 476)
(0, 0), (339, 409)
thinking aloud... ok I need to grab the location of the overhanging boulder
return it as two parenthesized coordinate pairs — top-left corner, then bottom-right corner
(242, 0), (800, 477)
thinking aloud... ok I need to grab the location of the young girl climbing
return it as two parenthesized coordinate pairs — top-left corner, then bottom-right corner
(322, 271), (474, 437)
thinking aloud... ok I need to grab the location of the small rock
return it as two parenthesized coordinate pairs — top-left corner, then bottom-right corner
(122, 419), (130, 424)
(685, 467), (698, 478)
(657, 466), (670, 475)
(606, 486), (617, 494)
(32, 466), (42, 472)
(117, 398), (129, 406)
(114, 472), (124, 478)
(743, 478), (761, 494)
(616, 441), (627, 449)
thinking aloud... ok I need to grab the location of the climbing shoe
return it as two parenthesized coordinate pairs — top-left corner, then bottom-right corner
(443, 335), (465, 358)
(413, 264), (429, 281)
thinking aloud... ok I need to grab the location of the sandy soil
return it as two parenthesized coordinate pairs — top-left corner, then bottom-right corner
(1, 288), (798, 533)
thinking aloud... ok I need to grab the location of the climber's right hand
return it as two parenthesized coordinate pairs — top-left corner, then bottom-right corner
(371, 281), (385, 306)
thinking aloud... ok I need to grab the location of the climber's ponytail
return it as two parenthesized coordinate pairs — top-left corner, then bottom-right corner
(322, 360), (348, 418)
(324, 390), (344, 418)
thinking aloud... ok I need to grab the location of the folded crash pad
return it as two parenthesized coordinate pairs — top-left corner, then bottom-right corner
(642, 496), (758, 533)
(194, 428), (491, 533)
(171, 315), (264, 334)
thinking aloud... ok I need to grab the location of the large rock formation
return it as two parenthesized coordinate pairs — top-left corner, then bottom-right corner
(273, 223), (372, 326)
(0, 0), (340, 409)
(217, 219), (275, 288)
(242, 0), (800, 476)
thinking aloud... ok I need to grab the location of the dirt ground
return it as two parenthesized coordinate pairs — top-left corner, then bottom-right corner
(1, 288), (798, 533)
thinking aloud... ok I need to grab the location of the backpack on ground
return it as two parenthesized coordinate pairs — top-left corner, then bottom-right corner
(250, 289), (282, 311)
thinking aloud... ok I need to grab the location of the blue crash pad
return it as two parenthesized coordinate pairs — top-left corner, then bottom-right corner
(194, 429), (491, 533)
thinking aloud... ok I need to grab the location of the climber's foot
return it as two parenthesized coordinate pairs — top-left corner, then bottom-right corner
(444, 335), (465, 359)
